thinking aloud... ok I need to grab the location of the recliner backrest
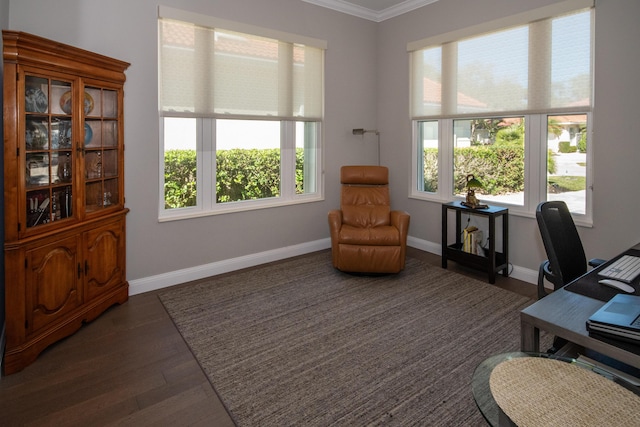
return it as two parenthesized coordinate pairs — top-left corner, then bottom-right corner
(340, 166), (390, 228)
(536, 201), (587, 287)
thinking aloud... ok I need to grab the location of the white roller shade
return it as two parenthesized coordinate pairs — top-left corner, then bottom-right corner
(409, 2), (593, 119)
(159, 10), (324, 119)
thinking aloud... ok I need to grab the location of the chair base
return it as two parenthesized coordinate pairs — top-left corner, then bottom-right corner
(333, 244), (404, 274)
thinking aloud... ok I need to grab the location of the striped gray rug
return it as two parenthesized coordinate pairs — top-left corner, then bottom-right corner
(159, 251), (538, 426)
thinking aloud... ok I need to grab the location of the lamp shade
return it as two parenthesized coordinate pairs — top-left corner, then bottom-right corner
(466, 174), (483, 189)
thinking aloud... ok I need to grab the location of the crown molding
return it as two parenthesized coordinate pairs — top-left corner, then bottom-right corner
(301, 0), (439, 22)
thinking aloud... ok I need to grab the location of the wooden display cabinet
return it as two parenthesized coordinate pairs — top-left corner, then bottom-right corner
(2, 31), (130, 374)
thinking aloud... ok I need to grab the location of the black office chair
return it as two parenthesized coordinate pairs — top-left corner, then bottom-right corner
(536, 201), (605, 353)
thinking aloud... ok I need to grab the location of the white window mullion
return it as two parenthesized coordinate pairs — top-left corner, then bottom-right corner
(301, 121), (320, 195)
(411, 121), (423, 195)
(202, 118), (215, 209)
(280, 121), (296, 200)
(582, 112), (594, 224)
(440, 118), (454, 199)
(158, 117), (168, 213)
(524, 114), (545, 213)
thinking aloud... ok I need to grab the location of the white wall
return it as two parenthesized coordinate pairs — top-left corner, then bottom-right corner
(5, 0), (640, 289)
(377, 0), (640, 272)
(6, 0), (379, 287)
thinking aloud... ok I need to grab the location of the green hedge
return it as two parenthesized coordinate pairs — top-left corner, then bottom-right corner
(424, 145), (537, 195)
(164, 149), (197, 209)
(454, 146), (525, 194)
(558, 141), (577, 153)
(167, 145), (558, 207)
(216, 148), (281, 203)
(164, 148), (305, 209)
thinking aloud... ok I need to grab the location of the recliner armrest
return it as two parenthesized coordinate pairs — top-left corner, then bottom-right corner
(390, 210), (410, 240)
(328, 210), (343, 268)
(327, 210), (342, 234)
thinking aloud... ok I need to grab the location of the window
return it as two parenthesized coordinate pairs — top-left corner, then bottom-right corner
(409, 1), (593, 220)
(158, 7), (325, 219)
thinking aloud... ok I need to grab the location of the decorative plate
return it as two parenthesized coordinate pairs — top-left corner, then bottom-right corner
(25, 88), (48, 113)
(59, 91), (95, 115)
(84, 123), (93, 145)
(25, 121), (48, 149)
(63, 123), (93, 145)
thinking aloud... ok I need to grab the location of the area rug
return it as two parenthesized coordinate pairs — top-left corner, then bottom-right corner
(159, 251), (539, 426)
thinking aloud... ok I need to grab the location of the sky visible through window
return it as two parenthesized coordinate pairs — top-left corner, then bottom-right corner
(164, 119), (280, 151)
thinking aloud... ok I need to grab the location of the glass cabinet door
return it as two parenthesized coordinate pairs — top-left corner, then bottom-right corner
(24, 75), (74, 229)
(84, 86), (121, 213)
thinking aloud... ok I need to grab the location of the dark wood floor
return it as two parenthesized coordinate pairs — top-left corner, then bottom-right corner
(0, 249), (537, 426)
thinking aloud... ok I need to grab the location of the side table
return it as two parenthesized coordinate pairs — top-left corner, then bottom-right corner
(441, 201), (508, 284)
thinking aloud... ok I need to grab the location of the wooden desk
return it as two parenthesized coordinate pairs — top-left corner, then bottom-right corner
(521, 287), (640, 369)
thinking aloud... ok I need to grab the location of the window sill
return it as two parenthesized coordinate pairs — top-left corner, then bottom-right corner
(158, 194), (324, 222)
(410, 193), (593, 228)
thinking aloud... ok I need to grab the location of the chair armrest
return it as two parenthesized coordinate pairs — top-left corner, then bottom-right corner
(328, 210), (343, 235)
(328, 210), (343, 268)
(537, 261), (551, 299)
(390, 210), (410, 240)
(588, 258), (606, 268)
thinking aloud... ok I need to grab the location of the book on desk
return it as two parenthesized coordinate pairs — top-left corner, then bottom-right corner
(587, 294), (640, 353)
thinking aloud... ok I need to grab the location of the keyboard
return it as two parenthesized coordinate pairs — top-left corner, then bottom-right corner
(598, 255), (640, 283)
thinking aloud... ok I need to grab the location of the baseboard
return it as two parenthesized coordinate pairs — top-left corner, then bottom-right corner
(509, 264), (540, 286)
(407, 236), (539, 285)
(407, 236), (442, 255)
(129, 235), (540, 296)
(129, 238), (332, 295)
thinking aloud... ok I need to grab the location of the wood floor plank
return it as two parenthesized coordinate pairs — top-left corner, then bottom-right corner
(0, 289), (235, 426)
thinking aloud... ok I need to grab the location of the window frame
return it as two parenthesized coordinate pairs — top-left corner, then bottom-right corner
(410, 112), (593, 225)
(408, 2), (594, 224)
(158, 116), (323, 221)
(157, 8), (325, 221)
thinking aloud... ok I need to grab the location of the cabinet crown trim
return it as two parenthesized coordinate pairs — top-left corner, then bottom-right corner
(3, 31), (130, 83)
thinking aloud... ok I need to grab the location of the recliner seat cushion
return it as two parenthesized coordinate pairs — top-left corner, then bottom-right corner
(338, 224), (400, 245)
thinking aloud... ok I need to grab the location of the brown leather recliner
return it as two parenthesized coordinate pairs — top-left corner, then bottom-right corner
(328, 165), (410, 273)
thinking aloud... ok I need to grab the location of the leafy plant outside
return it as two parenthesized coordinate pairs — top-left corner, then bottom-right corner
(164, 148), (306, 209)
(164, 149), (197, 209)
(422, 145), (559, 195)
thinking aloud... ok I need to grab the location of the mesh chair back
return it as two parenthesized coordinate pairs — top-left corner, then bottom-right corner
(536, 201), (587, 289)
